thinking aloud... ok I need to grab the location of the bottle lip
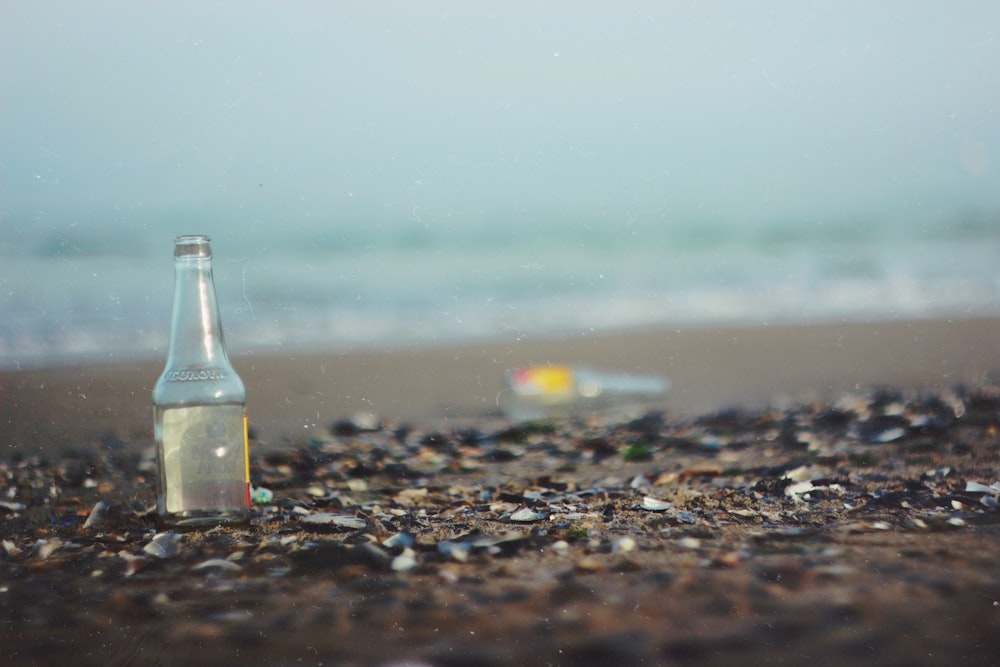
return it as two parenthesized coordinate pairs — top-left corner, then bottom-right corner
(174, 235), (212, 258)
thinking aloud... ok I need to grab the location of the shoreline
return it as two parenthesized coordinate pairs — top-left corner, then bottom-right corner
(2, 315), (999, 451)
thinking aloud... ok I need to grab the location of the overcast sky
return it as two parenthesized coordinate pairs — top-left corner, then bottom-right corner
(2, 0), (998, 246)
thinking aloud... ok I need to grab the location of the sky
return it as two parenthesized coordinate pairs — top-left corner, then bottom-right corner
(1, 0), (998, 252)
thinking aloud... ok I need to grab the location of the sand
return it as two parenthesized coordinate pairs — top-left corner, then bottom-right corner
(3, 316), (1000, 665)
(3, 316), (998, 450)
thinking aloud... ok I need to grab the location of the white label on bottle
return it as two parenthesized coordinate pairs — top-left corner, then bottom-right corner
(161, 405), (249, 513)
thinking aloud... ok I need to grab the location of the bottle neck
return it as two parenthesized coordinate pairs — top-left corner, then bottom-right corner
(165, 254), (231, 369)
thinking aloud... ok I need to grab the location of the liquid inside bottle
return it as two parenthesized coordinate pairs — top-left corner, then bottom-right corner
(153, 235), (250, 528)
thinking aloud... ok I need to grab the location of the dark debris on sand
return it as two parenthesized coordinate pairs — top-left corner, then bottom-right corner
(3, 385), (1000, 666)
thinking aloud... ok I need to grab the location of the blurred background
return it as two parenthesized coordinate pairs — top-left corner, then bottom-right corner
(2, 0), (998, 369)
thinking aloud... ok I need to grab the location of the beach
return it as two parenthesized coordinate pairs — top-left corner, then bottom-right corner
(4, 316), (999, 450)
(3, 316), (1000, 665)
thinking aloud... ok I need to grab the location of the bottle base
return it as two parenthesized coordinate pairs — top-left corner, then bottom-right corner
(160, 509), (250, 530)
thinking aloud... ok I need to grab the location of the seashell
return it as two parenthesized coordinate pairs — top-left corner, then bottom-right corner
(143, 532), (182, 559)
(37, 538), (62, 559)
(301, 513), (367, 530)
(678, 537), (701, 549)
(784, 481), (814, 497)
(509, 507), (547, 522)
(382, 532), (415, 549)
(613, 537), (637, 553)
(437, 541), (472, 562)
(192, 558), (243, 572)
(118, 552), (147, 577)
(83, 500), (110, 528)
(0, 501), (26, 512)
(640, 496), (672, 511)
(965, 481), (1000, 495)
(871, 427), (906, 443)
(391, 548), (419, 572)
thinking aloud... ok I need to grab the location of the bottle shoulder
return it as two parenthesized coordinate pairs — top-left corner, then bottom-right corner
(153, 363), (246, 404)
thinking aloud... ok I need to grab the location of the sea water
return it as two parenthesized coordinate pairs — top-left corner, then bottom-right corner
(2, 212), (997, 370)
(3, 3), (999, 370)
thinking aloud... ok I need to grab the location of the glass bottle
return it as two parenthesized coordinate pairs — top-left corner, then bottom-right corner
(153, 235), (250, 528)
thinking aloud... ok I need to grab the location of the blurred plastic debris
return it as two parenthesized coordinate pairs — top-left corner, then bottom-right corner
(251, 486), (274, 505)
(498, 365), (669, 421)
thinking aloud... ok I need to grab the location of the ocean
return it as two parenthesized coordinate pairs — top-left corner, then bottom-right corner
(2, 210), (997, 370)
(3, 3), (999, 369)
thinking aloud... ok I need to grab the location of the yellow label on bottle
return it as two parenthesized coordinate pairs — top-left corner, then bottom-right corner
(161, 405), (249, 513)
(509, 366), (575, 397)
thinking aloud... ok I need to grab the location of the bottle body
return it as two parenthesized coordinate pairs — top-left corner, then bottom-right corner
(153, 235), (250, 528)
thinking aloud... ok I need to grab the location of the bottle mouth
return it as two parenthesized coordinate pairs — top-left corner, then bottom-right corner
(174, 235), (212, 258)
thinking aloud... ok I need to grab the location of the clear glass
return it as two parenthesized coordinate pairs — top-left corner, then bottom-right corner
(153, 235), (250, 528)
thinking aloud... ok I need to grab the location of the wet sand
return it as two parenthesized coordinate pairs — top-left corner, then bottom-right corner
(3, 316), (998, 450)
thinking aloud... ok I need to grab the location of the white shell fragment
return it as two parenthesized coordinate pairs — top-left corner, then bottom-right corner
(964, 481), (1000, 495)
(872, 427), (906, 443)
(784, 481), (815, 497)
(143, 532), (182, 559)
(641, 496), (672, 511)
(509, 507), (547, 522)
(37, 538), (62, 559)
(0, 501), (26, 512)
(382, 532), (416, 549)
(192, 558), (243, 572)
(613, 537), (637, 553)
(391, 548), (419, 572)
(83, 500), (111, 528)
(301, 513), (367, 530)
